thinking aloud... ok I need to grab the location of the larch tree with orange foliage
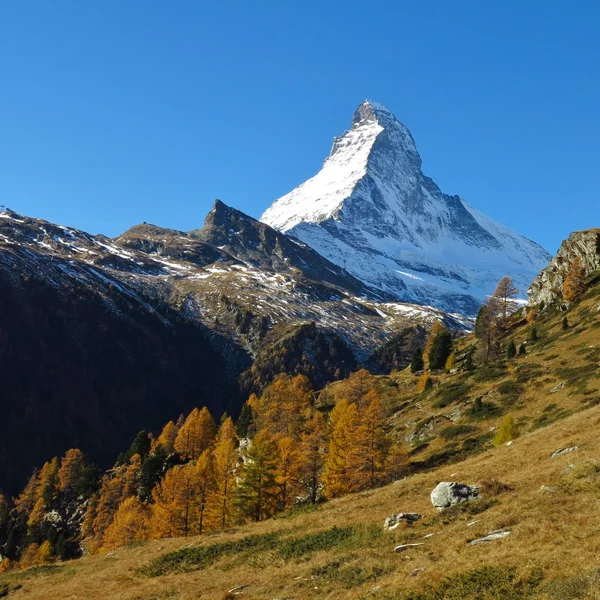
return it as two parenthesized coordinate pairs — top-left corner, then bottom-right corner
(28, 458), (59, 529)
(84, 455), (142, 550)
(192, 450), (215, 535)
(58, 449), (86, 495)
(323, 399), (357, 498)
(275, 435), (303, 510)
(563, 257), (587, 302)
(299, 411), (325, 504)
(150, 462), (197, 538)
(101, 496), (150, 550)
(174, 407), (217, 460)
(251, 374), (312, 438)
(155, 420), (179, 454)
(211, 416), (238, 530)
(347, 389), (389, 491)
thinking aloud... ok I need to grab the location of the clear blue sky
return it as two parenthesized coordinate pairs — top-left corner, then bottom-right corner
(1, 1), (598, 253)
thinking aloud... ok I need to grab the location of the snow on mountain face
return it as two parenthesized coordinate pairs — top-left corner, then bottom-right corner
(261, 100), (552, 315)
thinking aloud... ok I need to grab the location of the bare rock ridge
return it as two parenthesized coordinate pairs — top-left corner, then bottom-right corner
(261, 100), (552, 315)
(528, 229), (600, 308)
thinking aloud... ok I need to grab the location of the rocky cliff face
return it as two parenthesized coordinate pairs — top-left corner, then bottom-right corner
(261, 100), (551, 315)
(528, 229), (600, 308)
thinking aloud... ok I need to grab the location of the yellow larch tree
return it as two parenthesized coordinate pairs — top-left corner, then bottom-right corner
(155, 420), (179, 454)
(191, 450), (216, 535)
(174, 407), (217, 460)
(347, 389), (389, 491)
(563, 257), (587, 302)
(252, 374), (312, 438)
(101, 496), (151, 550)
(211, 416), (238, 530)
(275, 435), (303, 510)
(151, 462), (197, 538)
(57, 448), (86, 494)
(298, 411), (325, 504)
(86, 455), (142, 550)
(322, 399), (357, 498)
(28, 457), (59, 528)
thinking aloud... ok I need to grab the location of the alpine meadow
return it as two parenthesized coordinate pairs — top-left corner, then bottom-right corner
(1, 3), (599, 599)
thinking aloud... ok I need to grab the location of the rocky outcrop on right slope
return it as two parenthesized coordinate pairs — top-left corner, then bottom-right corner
(528, 229), (600, 308)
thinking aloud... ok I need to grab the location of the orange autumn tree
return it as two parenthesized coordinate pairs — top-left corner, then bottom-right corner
(211, 417), (238, 530)
(155, 420), (179, 454)
(58, 448), (86, 495)
(174, 407), (217, 460)
(83, 454), (142, 551)
(250, 374), (312, 438)
(275, 435), (303, 510)
(346, 389), (388, 491)
(150, 463), (197, 539)
(298, 411), (326, 504)
(101, 497), (150, 550)
(563, 257), (587, 302)
(28, 457), (59, 528)
(322, 399), (357, 498)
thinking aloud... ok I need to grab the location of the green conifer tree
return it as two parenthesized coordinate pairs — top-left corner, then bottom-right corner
(410, 347), (424, 373)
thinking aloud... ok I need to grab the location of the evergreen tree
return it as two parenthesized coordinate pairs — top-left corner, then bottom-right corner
(562, 316), (569, 330)
(410, 347), (424, 373)
(529, 327), (538, 342)
(518, 343), (527, 356)
(235, 430), (280, 522)
(139, 446), (167, 502)
(427, 328), (453, 370)
(506, 341), (517, 359)
(235, 403), (253, 439)
(127, 431), (151, 462)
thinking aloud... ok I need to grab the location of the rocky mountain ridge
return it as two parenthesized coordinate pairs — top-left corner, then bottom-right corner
(528, 228), (600, 308)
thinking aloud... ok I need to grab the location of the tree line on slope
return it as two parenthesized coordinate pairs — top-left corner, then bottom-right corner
(0, 370), (412, 570)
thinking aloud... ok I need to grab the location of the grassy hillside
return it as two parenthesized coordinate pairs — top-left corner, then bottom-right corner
(2, 274), (599, 599)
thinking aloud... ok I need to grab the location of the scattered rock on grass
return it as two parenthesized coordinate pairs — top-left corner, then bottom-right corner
(550, 382), (566, 393)
(467, 529), (511, 545)
(430, 481), (479, 510)
(384, 513), (423, 530)
(395, 543), (425, 553)
(552, 446), (579, 458)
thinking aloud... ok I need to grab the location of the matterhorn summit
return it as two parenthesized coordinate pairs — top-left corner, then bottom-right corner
(261, 100), (551, 315)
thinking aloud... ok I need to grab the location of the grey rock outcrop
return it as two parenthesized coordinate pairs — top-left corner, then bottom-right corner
(430, 481), (479, 510)
(528, 229), (600, 308)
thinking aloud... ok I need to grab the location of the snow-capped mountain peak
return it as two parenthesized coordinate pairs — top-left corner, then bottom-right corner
(261, 100), (551, 315)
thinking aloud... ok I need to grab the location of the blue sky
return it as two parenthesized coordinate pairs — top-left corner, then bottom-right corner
(1, 1), (598, 253)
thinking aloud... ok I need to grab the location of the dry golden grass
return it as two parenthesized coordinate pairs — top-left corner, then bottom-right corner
(3, 401), (600, 599)
(3, 284), (599, 599)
